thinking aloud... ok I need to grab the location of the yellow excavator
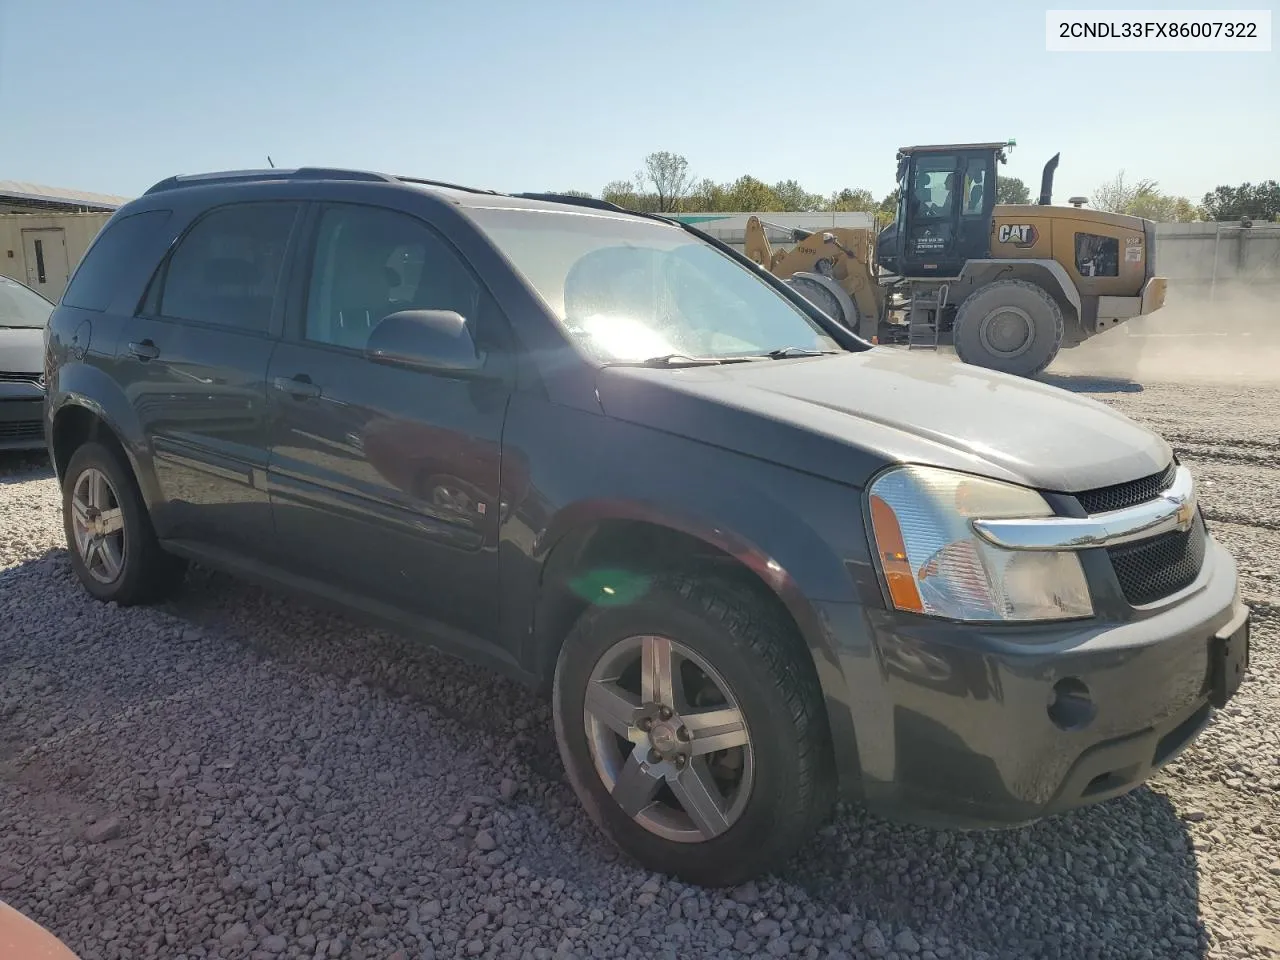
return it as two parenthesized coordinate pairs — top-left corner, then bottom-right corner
(746, 140), (1169, 377)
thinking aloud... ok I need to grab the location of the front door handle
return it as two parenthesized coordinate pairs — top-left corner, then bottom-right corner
(127, 340), (160, 361)
(272, 375), (321, 399)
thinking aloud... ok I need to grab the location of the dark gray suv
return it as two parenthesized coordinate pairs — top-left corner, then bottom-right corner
(43, 167), (1250, 887)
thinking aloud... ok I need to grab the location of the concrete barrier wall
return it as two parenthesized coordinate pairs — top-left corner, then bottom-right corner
(1153, 222), (1280, 301)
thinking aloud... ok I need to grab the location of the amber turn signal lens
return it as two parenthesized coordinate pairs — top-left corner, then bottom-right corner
(869, 494), (924, 613)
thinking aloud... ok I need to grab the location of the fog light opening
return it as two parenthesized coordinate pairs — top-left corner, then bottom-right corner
(1048, 677), (1096, 731)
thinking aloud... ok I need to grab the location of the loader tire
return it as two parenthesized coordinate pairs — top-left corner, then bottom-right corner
(786, 275), (850, 328)
(953, 279), (1064, 378)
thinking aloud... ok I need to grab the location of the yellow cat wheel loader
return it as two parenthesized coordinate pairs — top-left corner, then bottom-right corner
(747, 141), (1169, 378)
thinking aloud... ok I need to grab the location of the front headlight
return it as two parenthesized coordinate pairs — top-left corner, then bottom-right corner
(867, 464), (1093, 622)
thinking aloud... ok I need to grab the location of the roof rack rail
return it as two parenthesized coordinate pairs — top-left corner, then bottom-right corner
(510, 192), (630, 213)
(395, 175), (500, 195)
(142, 167), (398, 195)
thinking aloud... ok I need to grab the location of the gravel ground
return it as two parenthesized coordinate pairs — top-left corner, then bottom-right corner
(1, 372), (1278, 960)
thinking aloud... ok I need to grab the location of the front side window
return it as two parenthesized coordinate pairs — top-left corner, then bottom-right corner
(304, 204), (482, 351)
(1075, 233), (1119, 277)
(0, 276), (53, 329)
(465, 207), (841, 363)
(157, 202), (300, 333)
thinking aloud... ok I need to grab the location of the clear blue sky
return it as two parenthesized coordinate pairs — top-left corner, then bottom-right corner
(2, 0), (1275, 205)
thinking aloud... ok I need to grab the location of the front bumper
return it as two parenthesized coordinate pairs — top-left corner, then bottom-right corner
(823, 534), (1248, 828)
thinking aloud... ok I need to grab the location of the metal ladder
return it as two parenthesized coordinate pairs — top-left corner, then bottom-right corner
(906, 283), (948, 351)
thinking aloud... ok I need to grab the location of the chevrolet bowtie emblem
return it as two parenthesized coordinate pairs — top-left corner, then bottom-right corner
(1175, 499), (1195, 529)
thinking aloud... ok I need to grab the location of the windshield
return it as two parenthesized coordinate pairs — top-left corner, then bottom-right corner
(0, 276), (54, 329)
(465, 207), (842, 363)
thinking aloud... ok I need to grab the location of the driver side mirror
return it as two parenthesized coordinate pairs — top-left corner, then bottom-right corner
(365, 309), (487, 376)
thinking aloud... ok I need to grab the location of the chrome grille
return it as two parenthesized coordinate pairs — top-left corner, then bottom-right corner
(1073, 461), (1207, 605)
(1075, 461), (1178, 514)
(1107, 515), (1208, 606)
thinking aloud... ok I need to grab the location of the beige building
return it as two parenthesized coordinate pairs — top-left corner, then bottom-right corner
(0, 181), (129, 302)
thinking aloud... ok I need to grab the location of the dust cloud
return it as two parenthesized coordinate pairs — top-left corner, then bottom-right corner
(1048, 284), (1280, 385)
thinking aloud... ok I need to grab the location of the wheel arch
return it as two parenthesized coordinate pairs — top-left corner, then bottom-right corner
(525, 507), (859, 786)
(49, 377), (159, 515)
(955, 259), (1084, 343)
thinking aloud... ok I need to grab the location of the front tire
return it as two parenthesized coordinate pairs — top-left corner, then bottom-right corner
(62, 440), (187, 605)
(786, 274), (852, 328)
(953, 278), (1064, 377)
(551, 574), (835, 887)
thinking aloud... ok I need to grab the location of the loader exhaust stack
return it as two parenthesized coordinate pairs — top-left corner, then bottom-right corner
(1039, 153), (1060, 206)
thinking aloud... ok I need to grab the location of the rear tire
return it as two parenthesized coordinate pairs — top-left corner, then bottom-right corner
(551, 573), (835, 887)
(953, 278), (1064, 377)
(62, 441), (187, 606)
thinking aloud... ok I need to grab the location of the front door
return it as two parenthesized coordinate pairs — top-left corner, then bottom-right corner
(22, 228), (70, 301)
(899, 150), (997, 278)
(120, 200), (303, 554)
(265, 200), (512, 643)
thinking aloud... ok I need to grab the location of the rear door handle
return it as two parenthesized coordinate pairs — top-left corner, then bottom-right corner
(272, 375), (321, 399)
(127, 340), (160, 361)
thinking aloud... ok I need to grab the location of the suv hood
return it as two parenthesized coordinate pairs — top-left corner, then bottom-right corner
(0, 326), (45, 374)
(595, 349), (1171, 494)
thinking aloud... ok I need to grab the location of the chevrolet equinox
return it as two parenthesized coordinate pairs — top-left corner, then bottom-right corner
(43, 167), (1251, 887)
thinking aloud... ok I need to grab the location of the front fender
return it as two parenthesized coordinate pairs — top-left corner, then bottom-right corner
(533, 488), (872, 794)
(533, 438), (873, 611)
(535, 495), (828, 650)
(501, 401), (884, 789)
(958, 259), (1083, 317)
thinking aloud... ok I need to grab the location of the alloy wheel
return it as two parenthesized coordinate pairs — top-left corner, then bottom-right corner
(70, 467), (127, 584)
(583, 634), (754, 843)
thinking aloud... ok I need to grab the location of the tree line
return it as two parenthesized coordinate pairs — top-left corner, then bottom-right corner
(555, 151), (1277, 223)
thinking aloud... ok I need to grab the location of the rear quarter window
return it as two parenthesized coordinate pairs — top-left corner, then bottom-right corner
(61, 209), (174, 312)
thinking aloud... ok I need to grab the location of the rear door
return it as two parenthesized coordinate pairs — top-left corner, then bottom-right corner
(119, 200), (304, 555)
(264, 199), (513, 642)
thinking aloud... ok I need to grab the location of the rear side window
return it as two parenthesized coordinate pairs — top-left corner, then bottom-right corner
(156, 202), (300, 333)
(62, 210), (173, 312)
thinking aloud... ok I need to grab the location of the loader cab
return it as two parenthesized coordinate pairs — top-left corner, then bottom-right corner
(876, 142), (1007, 279)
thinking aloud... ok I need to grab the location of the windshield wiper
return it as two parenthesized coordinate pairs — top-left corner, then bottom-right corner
(604, 348), (838, 368)
(605, 354), (726, 368)
(765, 346), (838, 359)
